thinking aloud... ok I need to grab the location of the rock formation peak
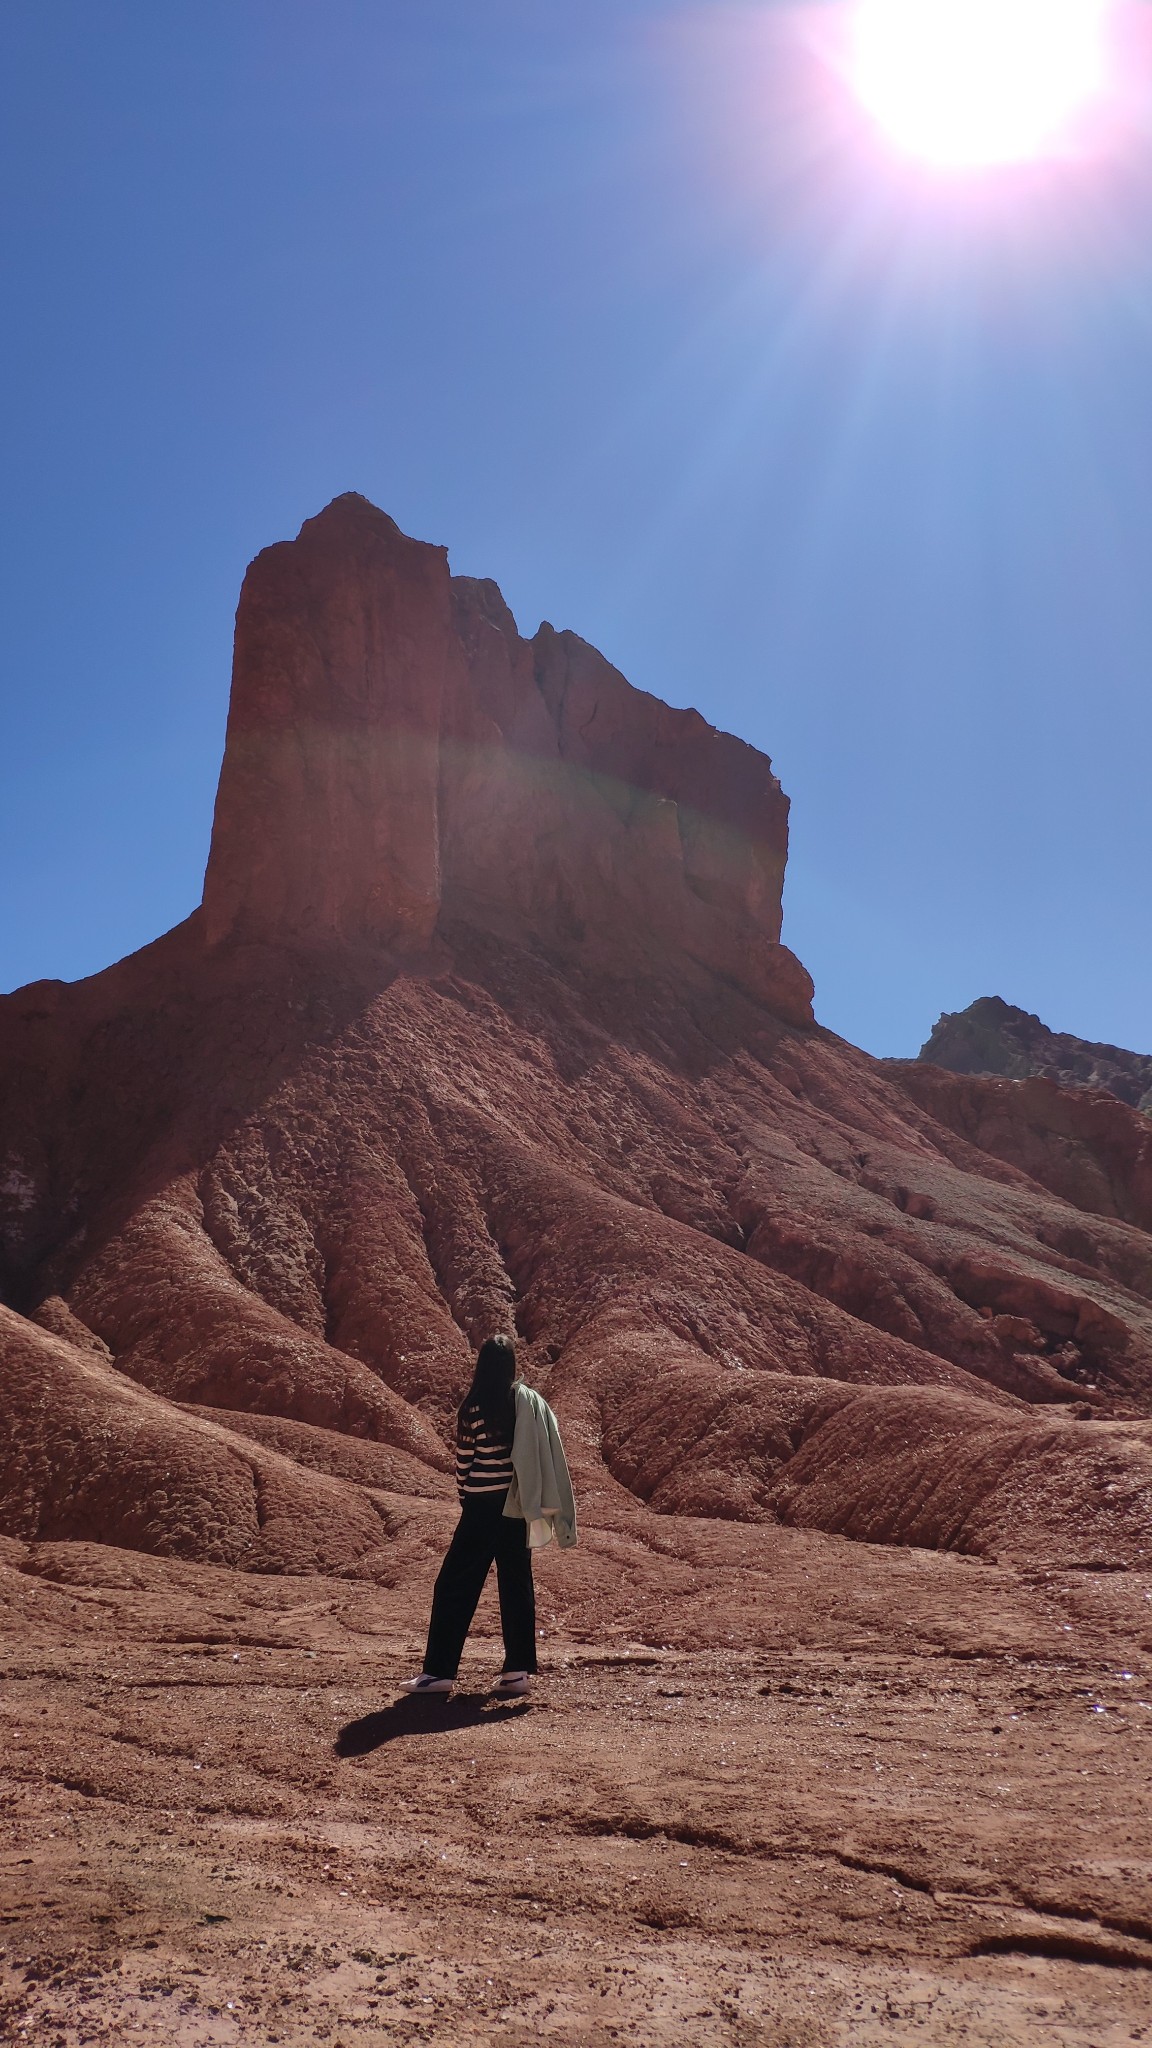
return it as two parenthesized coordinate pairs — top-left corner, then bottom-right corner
(201, 494), (813, 1022)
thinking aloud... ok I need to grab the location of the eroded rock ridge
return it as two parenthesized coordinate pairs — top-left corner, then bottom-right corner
(1, 498), (1151, 1583)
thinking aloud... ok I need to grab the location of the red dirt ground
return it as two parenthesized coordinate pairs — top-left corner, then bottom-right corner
(3, 1517), (1152, 2045)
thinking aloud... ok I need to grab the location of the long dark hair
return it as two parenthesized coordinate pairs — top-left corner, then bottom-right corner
(457, 1334), (517, 1443)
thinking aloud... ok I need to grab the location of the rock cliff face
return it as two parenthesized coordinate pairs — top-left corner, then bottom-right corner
(919, 996), (1152, 1114)
(2, 498), (1152, 1582)
(202, 495), (812, 1022)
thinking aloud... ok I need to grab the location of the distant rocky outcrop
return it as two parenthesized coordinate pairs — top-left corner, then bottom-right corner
(919, 996), (1152, 1114)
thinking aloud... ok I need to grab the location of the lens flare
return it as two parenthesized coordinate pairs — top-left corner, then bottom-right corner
(852, 0), (1110, 167)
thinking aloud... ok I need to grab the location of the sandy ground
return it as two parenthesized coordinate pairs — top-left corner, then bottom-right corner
(2, 1501), (1152, 2047)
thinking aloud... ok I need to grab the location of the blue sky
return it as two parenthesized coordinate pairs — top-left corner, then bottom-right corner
(2, 0), (1150, 1056)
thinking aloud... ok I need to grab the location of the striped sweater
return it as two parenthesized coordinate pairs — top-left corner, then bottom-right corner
(455, 1406), (515, 1498)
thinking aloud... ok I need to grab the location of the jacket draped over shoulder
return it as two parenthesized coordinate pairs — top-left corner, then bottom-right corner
(503, 1384), (577, 1549)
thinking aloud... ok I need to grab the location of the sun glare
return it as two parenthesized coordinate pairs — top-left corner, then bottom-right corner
(851, 0), (1110, 168)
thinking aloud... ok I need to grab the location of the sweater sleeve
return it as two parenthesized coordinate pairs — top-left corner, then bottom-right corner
(455, 1416), (477, 1495)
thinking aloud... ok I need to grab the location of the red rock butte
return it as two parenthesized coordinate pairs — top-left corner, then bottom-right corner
(202, 494), (813, 1020)
(2, 489), (1152, 1577)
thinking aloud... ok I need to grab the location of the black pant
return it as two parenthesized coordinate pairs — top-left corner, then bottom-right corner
(424, 1492), (537, 1680)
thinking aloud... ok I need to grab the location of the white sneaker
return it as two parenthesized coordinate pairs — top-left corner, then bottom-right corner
(493, 1670), (531, 1697)
(400, 1673), (453, 1694)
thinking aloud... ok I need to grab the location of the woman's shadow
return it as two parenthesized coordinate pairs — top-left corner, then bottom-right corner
(335, 1692), (532, 1758)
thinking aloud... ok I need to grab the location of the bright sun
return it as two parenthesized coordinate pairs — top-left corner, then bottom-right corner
(851, 0), (1109, 168)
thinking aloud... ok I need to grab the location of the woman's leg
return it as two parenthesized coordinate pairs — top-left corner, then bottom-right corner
(494, 1514), (537, 1674)
(423, 1501), (501, 1679)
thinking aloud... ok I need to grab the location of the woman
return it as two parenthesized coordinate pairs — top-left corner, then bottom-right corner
(403, 1334), (576, 1698)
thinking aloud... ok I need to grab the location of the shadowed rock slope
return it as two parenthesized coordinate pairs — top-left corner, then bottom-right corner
(2, 496), (1151, 1577)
